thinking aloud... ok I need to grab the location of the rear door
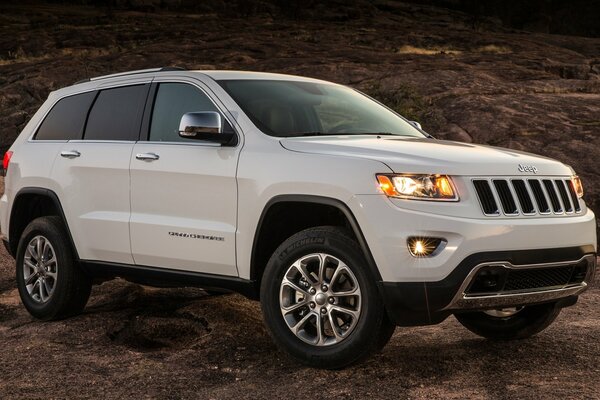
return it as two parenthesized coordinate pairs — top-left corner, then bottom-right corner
(129, 78), (240, 276)
(52, 83), (150, 264)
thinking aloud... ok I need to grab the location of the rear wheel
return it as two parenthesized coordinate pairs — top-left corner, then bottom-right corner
(455, 303), (560, 340)
(260, 226), (395, 369)
(16, 216), (92, 320)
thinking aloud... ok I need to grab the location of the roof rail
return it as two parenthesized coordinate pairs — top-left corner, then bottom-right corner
(74, 66), (186, 84)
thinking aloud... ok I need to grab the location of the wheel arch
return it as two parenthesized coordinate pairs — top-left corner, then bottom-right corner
(250, 195), (382, 289)
(8, 187), (77, 258)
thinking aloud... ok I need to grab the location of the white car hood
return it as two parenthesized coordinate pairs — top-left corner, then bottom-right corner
(280, 136), (572, 176)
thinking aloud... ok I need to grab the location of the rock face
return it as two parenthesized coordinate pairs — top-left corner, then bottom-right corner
(0, 2), (599, 234)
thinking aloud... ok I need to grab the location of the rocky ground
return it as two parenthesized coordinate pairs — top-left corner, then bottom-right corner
(1, 2), (600, 398)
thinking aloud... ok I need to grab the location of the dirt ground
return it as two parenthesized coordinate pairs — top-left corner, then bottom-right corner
(0, 173), (599, 399)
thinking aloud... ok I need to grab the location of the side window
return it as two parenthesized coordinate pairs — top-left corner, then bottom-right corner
(34, 91), (96, 140)
(149, 83), (223, 142)
(84, 85), (147, 141)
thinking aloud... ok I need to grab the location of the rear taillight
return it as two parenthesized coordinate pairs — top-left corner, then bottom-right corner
(2, 151), (13, 174)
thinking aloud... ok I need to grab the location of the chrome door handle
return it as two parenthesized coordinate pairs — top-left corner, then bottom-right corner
(136, 153), (160, 161)
(60, 150), (81, 158)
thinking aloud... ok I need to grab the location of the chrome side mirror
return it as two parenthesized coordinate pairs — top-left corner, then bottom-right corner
(409, 121), (422, 130)
(179, 112), (222, 137)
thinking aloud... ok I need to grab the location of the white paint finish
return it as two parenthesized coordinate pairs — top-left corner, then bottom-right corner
(349, 194), (596, 282)
(129, 142), (239, 276)
(233, 130), (393, 279)
(280, 136), (573, 177)
(0, 141), (64, 240)
(51, 142), (134, 263)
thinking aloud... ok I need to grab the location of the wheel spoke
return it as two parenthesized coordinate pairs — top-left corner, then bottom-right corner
(27, 243), (37, 262)
(281, 278), (308, 296)
(293, 259), (315, 285)
(328, 313), (342, 339)
(38, 278), (47, 302)
(44, 255), (57, 268)
(332, 288), (360, 297)
(43, 278), (53, 296)
(24, 259), (37, 271)
(315, 313), (325, 345)
(330, 263), (351, 286)
(42, 241), (52, 261)
(281, 299), (308, 314)
(331, 304), (360, 319)
(31, 279), (40, 299)
(317, 253), (327, 284)
(46, 270), (57, 279)
(292, 311), (314, 334)
(36, 237), (43, 261)
(25, 272), (38, 286)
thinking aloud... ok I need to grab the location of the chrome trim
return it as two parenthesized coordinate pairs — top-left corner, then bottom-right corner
(471, 176), (586, 218)
(508, 178), (536, 216)
(135, 152), (160, 161)
(444, 254), (596, 311)
(60, 150), (81, 158)
(146, 78), (242, 147)
(493, 179), (519, 216)
(541, 179), (563, 215)
(527, 178), (552, 215)
(555, 179), (574, 215)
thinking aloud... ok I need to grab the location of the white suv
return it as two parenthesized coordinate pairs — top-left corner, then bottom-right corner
(0, 68), (596, 368)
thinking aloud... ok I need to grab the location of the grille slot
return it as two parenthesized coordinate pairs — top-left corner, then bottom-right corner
(466, 262), (588, 296)
(503, 267), (574, 291)
(493, 180), (518, 214)
(566, 180), (582, 212)
(511, 180), (535, 214)
(473, 180), (499, 215)
(555, 179), (573, 212)
(528, 179), (550, 213)
(543, 179), (562, 212)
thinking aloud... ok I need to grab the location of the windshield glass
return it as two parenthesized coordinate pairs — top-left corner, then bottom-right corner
(218, 79), (426, 138)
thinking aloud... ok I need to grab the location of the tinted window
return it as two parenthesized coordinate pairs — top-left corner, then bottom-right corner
(149, 83), (219, 142)
(35, 91), (96, 140)
(84, 85), (147, 141)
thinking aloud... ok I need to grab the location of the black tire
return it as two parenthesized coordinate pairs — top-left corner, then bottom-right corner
(16, 216), (92, 320)
(260, 226), (395, 369)
(454, 303), (561, 340)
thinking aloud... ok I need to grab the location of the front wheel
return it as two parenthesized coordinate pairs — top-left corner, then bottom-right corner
(260, 226), (395, 369)
(454, 303), (561, 340)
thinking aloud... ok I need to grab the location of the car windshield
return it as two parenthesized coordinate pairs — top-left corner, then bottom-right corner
(218, 79), (426, 138)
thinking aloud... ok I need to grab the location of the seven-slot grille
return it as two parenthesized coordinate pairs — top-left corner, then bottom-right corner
(472, 178), (581, 216)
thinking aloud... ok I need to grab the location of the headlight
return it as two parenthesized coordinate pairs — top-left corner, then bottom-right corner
(376, 174), (459, 201)
(572, 176), (584, 198)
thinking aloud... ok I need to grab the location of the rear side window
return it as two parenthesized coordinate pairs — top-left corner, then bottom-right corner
(149, 83), (220, 142)
(34, 91), (96, 140)
(84, 85), (148, 141)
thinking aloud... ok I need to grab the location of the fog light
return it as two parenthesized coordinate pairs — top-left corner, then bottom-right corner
(407, 237), (445, 257)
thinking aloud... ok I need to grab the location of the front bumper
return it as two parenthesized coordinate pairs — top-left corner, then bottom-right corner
(379, 247), (596, 326)
(350, 195), (597, 282)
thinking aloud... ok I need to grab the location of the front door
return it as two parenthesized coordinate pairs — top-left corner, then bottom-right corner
(129, 80), (240, 276)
